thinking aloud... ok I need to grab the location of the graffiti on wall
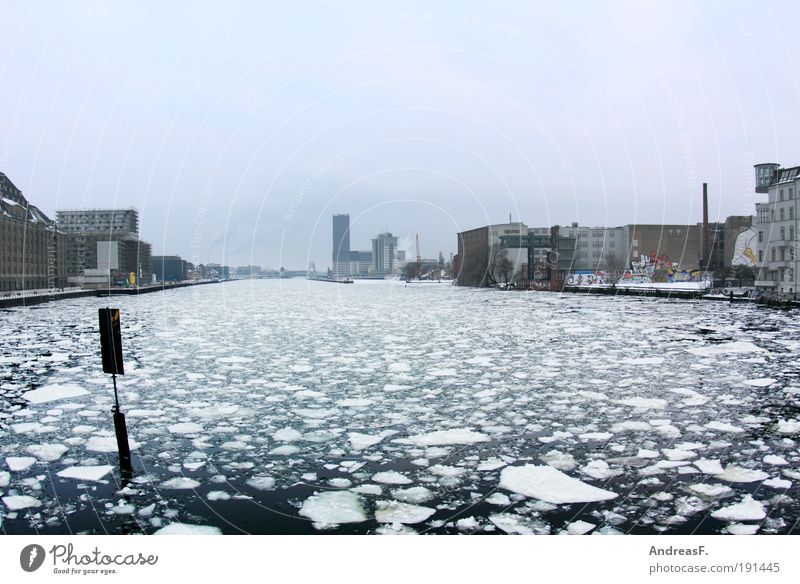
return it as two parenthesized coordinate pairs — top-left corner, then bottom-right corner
(566, 271), (608, 286)
(731, 228), (758, 267)
(570, 254), (707, 286)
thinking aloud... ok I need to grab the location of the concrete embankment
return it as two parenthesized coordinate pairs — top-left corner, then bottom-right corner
(0, 280), (222, 309)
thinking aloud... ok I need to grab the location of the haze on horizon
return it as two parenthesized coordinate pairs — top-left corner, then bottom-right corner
(1, 0), (798, 270)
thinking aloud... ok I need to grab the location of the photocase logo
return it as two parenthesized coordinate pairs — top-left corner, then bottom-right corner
(20, 544), (46, 572)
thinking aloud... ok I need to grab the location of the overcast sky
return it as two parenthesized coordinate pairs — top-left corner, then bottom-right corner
(1, 1), (799, 269)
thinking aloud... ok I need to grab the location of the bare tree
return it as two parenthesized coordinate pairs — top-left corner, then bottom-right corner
(604, 252), (627, 283)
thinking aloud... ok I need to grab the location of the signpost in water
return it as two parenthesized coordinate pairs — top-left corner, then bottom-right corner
(98, 308), (132, 473)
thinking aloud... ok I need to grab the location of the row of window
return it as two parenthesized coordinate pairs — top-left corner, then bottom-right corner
(759, 225), (796, 242)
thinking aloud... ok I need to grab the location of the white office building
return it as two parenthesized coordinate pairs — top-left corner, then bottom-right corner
(753, 163), (800, 294)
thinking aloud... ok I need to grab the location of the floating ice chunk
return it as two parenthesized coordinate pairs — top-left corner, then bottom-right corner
(619, 357), (664, 365)
(705, 421), (744, 434)
(220, 441), (249, 451)
(23, 383), (88, 404)
(428, 465), (465, 478)
(687, 483), (733, 498)
(348, 431), (395, 450)
(717, 466), (769, 483)
(373, 471), (412, 485)
(617, 397), (667, 410)
(391, 486), (434, 504)
(26, 443), (68, 462)
(744, 378), (777, 387)
(663, 449), (697, 461)
(57, 465), (113, 482)
(637, 449), (660, 459)
(538, 431), (574, 444)
(269, 444), (300, 455)
(3, 495), (42, 510)
(611, 421), (651, 433)
(351, 484), (382, 495)
(694, 459), (724, 475)
(686, 342), (764, 357)
(405, 429), (490, 447)
(138, 504), (156, 517)
(154, 523), (223, 534)
(337, 398), (373, 407)
(246, 476), (276, 491)
(763, 478), (791, 489)
(540, 450), (577, 471)
(0, 471), (9, 488)
(725, 523), (760, 535)
(489, 513), (543, 535)
(577, 391), (609, 401)
(273, 427), (302, 441)
(161, 477), (201, 489)
(485, 492), (511, 506)
(456, 516), (480, 531)
(216, 356), (254, 364)
(711, 495), (766, 521)
(499, 465), (618, 504)
(579, 432), (613, 441)
(295, 408), (337, 419)
(299, 491), (367, 527)
(85, 436), (141, 453)
(207, 491), (231, 501)
(110, 503), (135, 515)
(580, 460), (622, 480)
(476, 457), (507, 471)
(375, 500), (435, 524)
(168, 422), (203, 435)
(565, 520), (596, 535)
(763, 455), (788, 466)
(295, 390), (325, 399)
(6, 457), (37, 471)
(776, 419), (800, 435)
(328, 478), (351, 488)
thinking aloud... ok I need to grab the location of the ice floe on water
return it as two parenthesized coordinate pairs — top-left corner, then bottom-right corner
(153, 523), (223, 535)
(375, 500), (435, 524)
(56, 465), (113, 482)
(499, 465), (618, 504)
(299, 491), (367, 528)
(22, 383), (89, 404)
(1, 280), (799, 534)
(403, 429), (490, 446)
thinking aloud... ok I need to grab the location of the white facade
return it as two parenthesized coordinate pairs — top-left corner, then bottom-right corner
(489, 222), (528, 280)
(371, 233), (399, 276)
(559, 224), (627, 272)
(753, 164), (800, 293)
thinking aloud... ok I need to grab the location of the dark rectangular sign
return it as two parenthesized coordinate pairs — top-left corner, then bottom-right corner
(99, 308), (124, 375)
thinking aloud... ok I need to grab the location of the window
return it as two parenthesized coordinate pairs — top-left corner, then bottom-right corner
(759, 231), (764, 243)
(772, 248), (776, 261)
(759, 250), (763, 262)
(791, 226), (795, 240)
(791, 207), (795, 220)
(781, 208), (785, 221)
(781, 247), (786, 261)
(781, 226), (786, 240)
(780, 189), (785, 201)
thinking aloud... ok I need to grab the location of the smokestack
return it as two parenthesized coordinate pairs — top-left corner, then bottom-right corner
(702, 182), (709, 271)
